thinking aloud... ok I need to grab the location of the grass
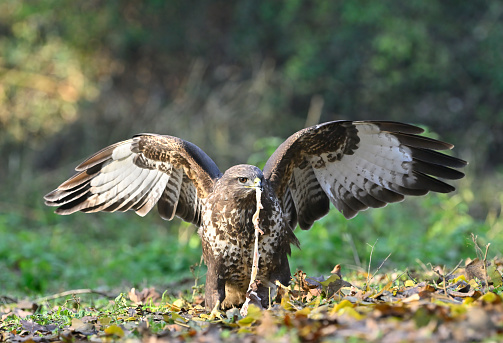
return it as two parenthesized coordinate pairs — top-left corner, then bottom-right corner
(2, 258), (503, 342)
(0, 206), (204, 296)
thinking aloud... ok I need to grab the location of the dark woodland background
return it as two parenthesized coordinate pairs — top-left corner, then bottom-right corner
(1, 0), (502, 295)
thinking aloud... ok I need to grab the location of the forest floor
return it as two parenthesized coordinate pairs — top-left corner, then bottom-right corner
(2, 252), (503, 343)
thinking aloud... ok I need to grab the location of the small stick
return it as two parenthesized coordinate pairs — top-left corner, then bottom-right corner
(371, 252), (392, 280)
(366, 240), (378, 290)
(483, 243), (491, 289)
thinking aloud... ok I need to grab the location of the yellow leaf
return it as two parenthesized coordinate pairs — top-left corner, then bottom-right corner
(468, 279), (479, 288)
(237, 328), (253, 334)
(330, 299), (353, 315)
(237, 316), (254, 327)
(170, 313), (187, 323)
(295, 307), (311, 317)
(173, 299), (184, 308)
(237, 304), (262, 327)
(336, 299), (353, 311)
(480, 292), (501, 304)
(338, 307), (363, 320)
(245, 304), (263, 320)
(453, 274), (467, 283)
(404, 280), (415, 287)
(449, 304), (467, 318)
(104, 324), (124, 337)
(311, 295), (322, 308)
(165, 303), (181, 312)
(281, 296), (293, 311)
(463, 297), (475, 305)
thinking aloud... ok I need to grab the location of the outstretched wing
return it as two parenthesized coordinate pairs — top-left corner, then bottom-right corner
(44, 134), (222, 226)
(263, 121), (467, 230)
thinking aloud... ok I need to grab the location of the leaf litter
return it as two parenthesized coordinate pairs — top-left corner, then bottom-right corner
(2, 256), (503, 342)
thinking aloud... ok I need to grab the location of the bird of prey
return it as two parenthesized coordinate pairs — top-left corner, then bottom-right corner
(44, 120), (466, 309)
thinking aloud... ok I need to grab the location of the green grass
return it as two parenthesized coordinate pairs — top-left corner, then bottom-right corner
(0, 206), (204, 296)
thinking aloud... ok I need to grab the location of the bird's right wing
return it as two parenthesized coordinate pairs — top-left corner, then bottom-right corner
(44, 134), (222, 226)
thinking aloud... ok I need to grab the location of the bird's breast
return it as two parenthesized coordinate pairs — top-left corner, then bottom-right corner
(199, 195), (286, 260)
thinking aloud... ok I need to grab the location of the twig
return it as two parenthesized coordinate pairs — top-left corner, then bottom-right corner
(34, 289), (115, 303)
(0, 295), (17, 304)
(366, 239), (378, 290)
(484, 243), (491, 261)
(192, 254), (205, 300)
(431, 265), (451, 298)
(445, 259), (464, 278)
(471, 233), (492, 289)
(483, 243), (491, 289)
(471, 233), (483, 260)
(371, 252), (392, 280)
(391, 269), (408, 285)
(441, 271), (449, 298)
(415, 258), (432, 275)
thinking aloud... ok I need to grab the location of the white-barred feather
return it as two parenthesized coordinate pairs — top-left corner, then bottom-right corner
(111, 142), (134, 161)
(357, 131), (402, 149)
(105, 169), (159, 211)
(135, 173), (170, 216)
(90, 156), (137, 192)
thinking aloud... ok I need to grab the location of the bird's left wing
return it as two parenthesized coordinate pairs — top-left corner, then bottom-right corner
(263, 121), (467, 230)
(44, 134), (222, 226)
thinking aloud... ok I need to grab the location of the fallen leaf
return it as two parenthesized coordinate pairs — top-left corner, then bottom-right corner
(104, 324), (125, 337)
(331, 264), (342, 278)
(128, 287), (160, 304)
(330, 299), (353, 315)
(404, 280), (416, 287)
(465, 259), (488, 282)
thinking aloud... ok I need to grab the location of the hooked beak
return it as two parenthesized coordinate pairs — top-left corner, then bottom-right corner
(246, 177), (262, 191)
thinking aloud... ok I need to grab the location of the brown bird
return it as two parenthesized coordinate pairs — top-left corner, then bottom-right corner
(44, 121), (466, 309)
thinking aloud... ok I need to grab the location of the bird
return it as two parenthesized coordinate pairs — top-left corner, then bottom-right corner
(44, 120), (467, 309)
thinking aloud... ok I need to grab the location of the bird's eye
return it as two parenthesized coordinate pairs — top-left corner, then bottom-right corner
(238, 177), (248, 184)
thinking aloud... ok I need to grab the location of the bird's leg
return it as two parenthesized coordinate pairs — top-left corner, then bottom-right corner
(204, 259), (226, 310)
(261, 253), (291, 308)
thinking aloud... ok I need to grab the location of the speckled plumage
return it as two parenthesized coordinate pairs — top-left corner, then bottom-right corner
(199, 165), (298, 308)
(44, 121), (467, 309)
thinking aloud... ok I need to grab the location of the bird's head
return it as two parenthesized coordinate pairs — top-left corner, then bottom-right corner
(218, 164), (264, 200)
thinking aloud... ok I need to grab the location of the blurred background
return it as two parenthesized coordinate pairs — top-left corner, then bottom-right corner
(1, 0), (502, 296)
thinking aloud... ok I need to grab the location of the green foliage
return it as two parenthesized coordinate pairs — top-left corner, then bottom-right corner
(0, 206), (204, 295)
(290, 191), (483, 275)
